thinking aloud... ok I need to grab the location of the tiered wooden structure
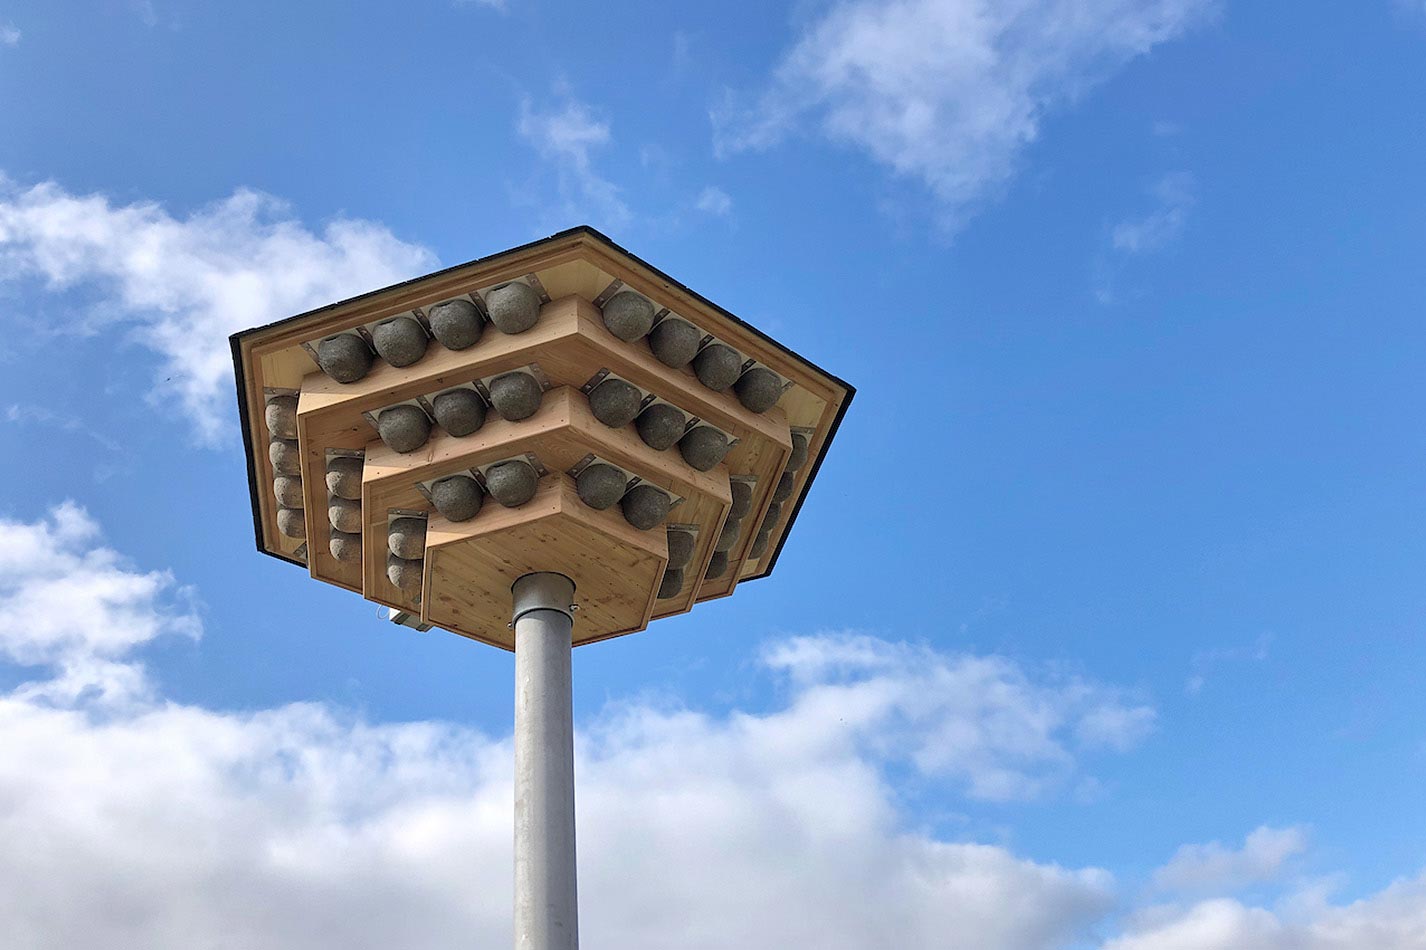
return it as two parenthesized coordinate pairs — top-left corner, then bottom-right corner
(231, 227), (853, 648)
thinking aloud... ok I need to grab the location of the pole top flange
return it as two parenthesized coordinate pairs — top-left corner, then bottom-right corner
(511, 572), (577, 626)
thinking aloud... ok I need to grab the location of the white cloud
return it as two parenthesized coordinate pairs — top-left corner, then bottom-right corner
(1154, 826), (1310, 894)
(0, 178), (437, 443)
(1102, 873), (1426, 950)
(1186, 633), (1271, 696)
(3, 505), (1426, 949)
(0, 23), (20, 46)
(1112, 171), (1196, 254)
(762, 633), (1155, 801)
(132, 0), (158, 28)
(695, 185), (733, 216)
(0, 508), (1143, 948)
(6, 403), (123, 453)
(517, 97), (631, 231)
(715, 0), (1215, 228)
(0, 503), (199, 704)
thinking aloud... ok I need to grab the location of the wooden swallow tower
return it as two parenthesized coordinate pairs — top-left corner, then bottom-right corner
(231, 227), (853, 949)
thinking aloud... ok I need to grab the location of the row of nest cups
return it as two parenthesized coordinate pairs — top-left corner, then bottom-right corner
(369, 375), (736, 474)
(310, 282), (786, 414)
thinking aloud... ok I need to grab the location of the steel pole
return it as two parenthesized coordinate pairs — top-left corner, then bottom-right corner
(511, 572), (579, 950)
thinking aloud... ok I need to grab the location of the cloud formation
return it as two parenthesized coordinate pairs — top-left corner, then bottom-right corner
(715, 0), (1215, 228)
(0, 503), (198, 704)
(0, 178), (436, 442)
(517, 98), (632, 231)
(1154, 825), (1310, 893)
(695, 185), (733, 217)
(1, 504), (1422, 949)
(1112, 171), (1197, 254)
(1103, 874), (1426, 950)
(0, 504), (1131, 949)
(763, 633), (1156, 800)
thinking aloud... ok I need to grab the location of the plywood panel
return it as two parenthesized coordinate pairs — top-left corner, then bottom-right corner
(360, 388), (731, 620)
(421, 477), (668, 649)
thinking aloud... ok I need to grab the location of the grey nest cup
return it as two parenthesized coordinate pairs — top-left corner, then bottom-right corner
(693, 343), (741, 391)
(330, 531), (362, 562)
(773, 471), (795, 503)
(265, 395), (298, 440)
(734, 367), (783, 413)
(325, 455), (363, 500)
(704, 550), (729, 580)
(657, 568), (685, 600)
(386, 554), (424, 592)
(269, 439), (301, 476)
(372, 316), (428, 367)
(620, 484), (671, 530)
(431, 474), (483, 522)
(316, 334), (373, 384)
(635, 403), (686, 451)
(760, 501), (783, 532)
(714, 517), (741, 554)
(427, 298), (484, 350)
(328, 496), (362, 534)
(648, 317), (700, 368)
(749, 528), (771, 559)
(276, 507), (306, 539)
(601, 291), (655, 342)
(387, 517), (427, 559)
(377, 405), (432, 454)
(787, 431), (809, 471)
(432, 389), (487, 437)
(576, 463), (627, 510)
(486, 459), (539, 508)
(273, 475), (304, 508)
(488, 372), (543, 421)
(678, 426), (730, 472)
(588, 378), (642, 428)
(667, 529), (695, 569)
(486, 282), (540, 334)
(729, 479), (752, 520)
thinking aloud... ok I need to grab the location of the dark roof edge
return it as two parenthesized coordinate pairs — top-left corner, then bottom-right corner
(752, 378), (854, 581)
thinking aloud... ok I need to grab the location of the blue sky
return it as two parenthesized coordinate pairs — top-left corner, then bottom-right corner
(1, 1), (1424, 947)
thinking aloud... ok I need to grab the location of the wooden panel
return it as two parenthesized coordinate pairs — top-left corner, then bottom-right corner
(569, 234), (844, 406)
(421, 477), (668, 649)
(298, 296), (581, 417)
(258, 346), (319, 395)
(234, 336), (302, 562)
(236, 229), (852, 632)
(739, 388), (849, 579)
(693, 407), (790, 601)
(248, 237), (590, 356)
(359, 387), (731, 620)
(294, 389), (370, 594)
(535, 259), (612, 302)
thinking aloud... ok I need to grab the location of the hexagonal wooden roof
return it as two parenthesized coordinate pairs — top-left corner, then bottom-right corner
(230, 226), (853, 648)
